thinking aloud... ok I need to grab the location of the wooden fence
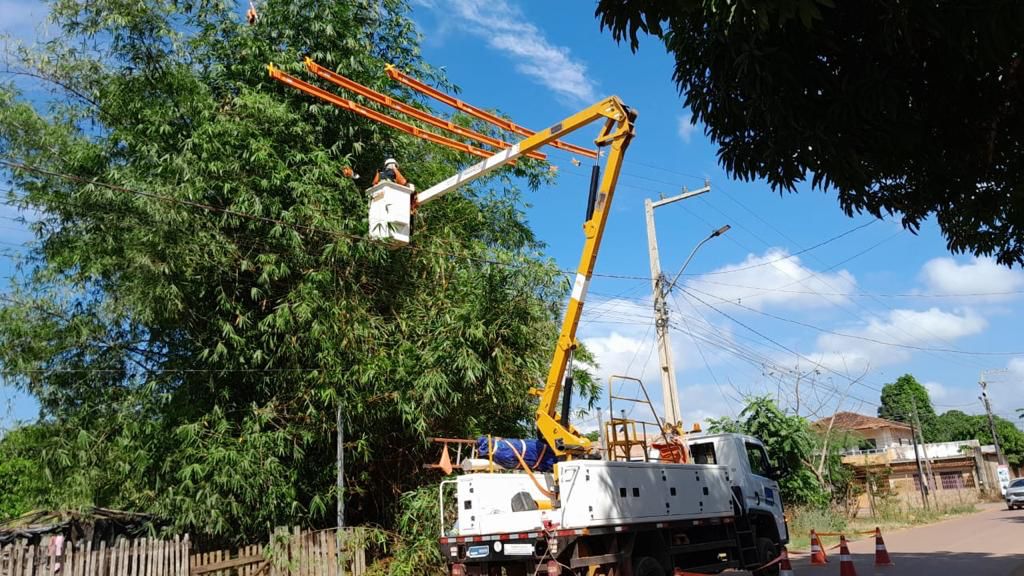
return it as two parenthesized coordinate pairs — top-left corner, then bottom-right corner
(0, 528), (366, 576)
(193, 528), (367, 576)
(0, 536), (189, 576)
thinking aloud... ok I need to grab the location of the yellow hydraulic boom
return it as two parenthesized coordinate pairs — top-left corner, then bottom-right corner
(269, 61), (636, 458)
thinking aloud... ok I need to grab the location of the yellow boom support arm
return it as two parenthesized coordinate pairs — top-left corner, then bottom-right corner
(530, 103), (635, 456)
(416, 97), (636, 457)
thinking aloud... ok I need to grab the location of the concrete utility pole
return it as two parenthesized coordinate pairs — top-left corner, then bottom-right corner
(909, 415), (930, 510)
(909, 393), (937, 492)
(643, 181), (725, 431)
(979, 369), (1008, 466)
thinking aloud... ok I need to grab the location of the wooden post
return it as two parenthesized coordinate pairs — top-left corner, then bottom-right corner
(98, 541), (108, 576)
(78, 540), (87, 576)
(138, 537), (145, 576)
(120, 538), (130, 576)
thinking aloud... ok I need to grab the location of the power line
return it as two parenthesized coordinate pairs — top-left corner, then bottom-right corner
(0, 367), (330, 374)
(698, 186), (990, 371)
(667, 291), (739, 415)
(683, 219), (878, 276)
(683, 284), (1024, 356)
(686, 194), (989, 372)
(688, 278), (1024, 300)
(677, 287), (883, 406)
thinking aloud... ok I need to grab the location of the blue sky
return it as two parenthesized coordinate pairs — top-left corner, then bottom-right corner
(3, 0), (1024, 433)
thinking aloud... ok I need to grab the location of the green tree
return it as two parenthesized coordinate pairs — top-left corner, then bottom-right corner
(932, 410), (982, 442)
(594, 1), (1024, 265)
(877, 374), (936, 439)
(0, 0), (595, 541)
(0, 425), (52, 520)
(932, 410), (1024, 468)
(709, 397), (843, 505)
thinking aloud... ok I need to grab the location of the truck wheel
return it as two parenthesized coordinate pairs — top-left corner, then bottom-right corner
(754, 538), (779, 575)
(633, 556), (665, 576)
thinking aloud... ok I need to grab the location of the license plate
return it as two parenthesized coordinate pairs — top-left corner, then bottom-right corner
(467, 546), (489, 559)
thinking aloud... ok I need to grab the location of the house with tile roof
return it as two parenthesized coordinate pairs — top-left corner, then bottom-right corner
(814, 412), (1001, 511)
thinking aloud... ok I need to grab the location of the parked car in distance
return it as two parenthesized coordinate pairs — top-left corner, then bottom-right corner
(1006, 478), (1024, 510)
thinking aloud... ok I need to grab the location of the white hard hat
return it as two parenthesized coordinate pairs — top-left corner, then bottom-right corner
(384, 158), (397, 167)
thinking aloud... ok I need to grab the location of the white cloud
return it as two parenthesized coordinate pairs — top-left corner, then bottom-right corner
(580, 296), (663, 387)
(806, 307), (987, 374)
(687, 248), (856, 311)
(573, 381), (740, 437)
(578, 294), (750, 429)
(920, 256), (1024, 302)
(680, 382), (744, 426)
(1009, 357), (1024, 377)
(923, 381), (948, 401)
(432, 0), (596, 103)
(677, 114), (697, 144)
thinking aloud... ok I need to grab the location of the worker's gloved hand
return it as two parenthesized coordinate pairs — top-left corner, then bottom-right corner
(409, 183), (416, 191)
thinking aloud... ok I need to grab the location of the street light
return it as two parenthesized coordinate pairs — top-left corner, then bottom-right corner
(666, 224), (731, 293)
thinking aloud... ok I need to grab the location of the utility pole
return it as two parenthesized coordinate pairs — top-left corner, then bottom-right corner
(337, 400), (346, 576)
(643, 182), (718, 431)
(909, 414), (930, 510)
(909, 393), (937, 492)
(979, 369), (1008, 466)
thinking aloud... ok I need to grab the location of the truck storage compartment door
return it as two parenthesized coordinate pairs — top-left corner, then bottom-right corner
(557, 461), (733, 529)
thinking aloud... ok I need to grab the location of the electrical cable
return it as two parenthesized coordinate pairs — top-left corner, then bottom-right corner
(678, 287), (884, 407)
(683, 284), (1024, 357)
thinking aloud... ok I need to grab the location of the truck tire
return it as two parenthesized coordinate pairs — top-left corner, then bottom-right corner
(633, 556), (665, 576)
(754, 538), (779, 575)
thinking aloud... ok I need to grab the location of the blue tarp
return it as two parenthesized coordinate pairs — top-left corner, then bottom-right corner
(476, 437), (557, 472)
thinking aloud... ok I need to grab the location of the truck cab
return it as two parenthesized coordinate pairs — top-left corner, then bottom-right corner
(687, 433), (789, 545)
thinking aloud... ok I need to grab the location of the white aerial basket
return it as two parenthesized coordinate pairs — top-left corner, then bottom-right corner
(367, 181), (413, 247)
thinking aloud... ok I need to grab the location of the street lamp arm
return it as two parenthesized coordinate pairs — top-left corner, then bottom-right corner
(665, 224), (730, 293)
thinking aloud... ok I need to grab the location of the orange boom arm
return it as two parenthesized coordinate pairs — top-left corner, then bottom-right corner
(385, 65), (599, 159)
(268, 64), (495, 159)
(305, 59), (546, 161)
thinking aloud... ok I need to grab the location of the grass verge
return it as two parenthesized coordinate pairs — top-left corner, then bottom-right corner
(786, 501), (979, 551)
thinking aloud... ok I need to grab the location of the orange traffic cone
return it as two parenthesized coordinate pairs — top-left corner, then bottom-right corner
(839, 535), (857, 576)
(779, 547), (794, 576)
(873, 527), (893, 566)
(809, 530), (828, 565)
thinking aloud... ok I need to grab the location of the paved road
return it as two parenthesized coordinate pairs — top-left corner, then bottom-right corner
(788, 503), (1024, 575)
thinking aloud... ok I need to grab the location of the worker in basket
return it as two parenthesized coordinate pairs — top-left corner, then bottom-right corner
(372, 158), (412, 188)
